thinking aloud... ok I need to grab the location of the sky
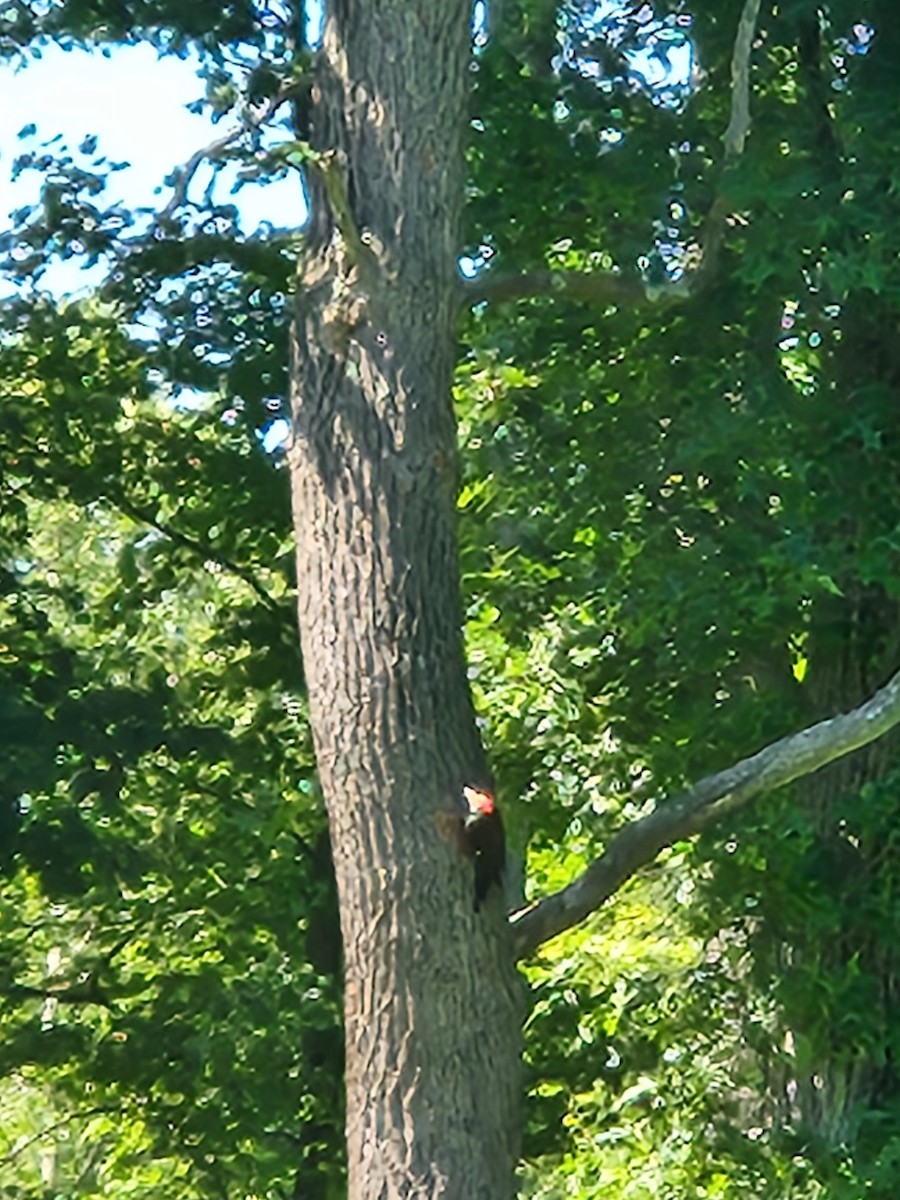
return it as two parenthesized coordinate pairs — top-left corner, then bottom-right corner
(0, 2), (699, 298)
(0, 41), (308, 439)
(0, 5), (689, 442)
(0, 42), (305, 295)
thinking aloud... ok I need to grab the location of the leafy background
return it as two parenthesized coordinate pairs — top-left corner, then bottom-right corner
(3, 1), (900, 1196)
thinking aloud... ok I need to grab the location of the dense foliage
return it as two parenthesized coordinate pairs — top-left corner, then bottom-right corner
(3, 1), (900, 1196)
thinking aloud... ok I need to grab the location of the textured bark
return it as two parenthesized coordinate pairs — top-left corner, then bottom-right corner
(287, 4), (522, 1198)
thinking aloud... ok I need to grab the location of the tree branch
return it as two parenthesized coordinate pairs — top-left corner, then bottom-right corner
(512, 664), (900, 959)
(3, 978), (112, 1006)
(0, 1107), (119, 1167)
(113, 494), (285, 619)
(724, 0), (762, 163)
(463, 265), (653, 309)
(155, 85), (302, 225)
(465, 0), (762, 310)
(156, 126), (247, 225)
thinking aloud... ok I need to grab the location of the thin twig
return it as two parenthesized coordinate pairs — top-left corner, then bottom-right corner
(157, 127), (247, 224)
(0, 1107), (119, 1167)
(113, 494), (285, 619)
(156, 85), (299, 224)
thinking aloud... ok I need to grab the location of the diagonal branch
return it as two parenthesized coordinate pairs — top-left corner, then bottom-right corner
(155, 84), (303, 225)
(156, 125), (248, 225)
(0, 1107), (120, 1168)
(113, 493), (286, 619)
(512, 664), (900, 960)
(465, 0), (762, 310)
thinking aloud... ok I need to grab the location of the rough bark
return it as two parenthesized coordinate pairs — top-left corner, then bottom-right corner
(287, 4), (522, 1198)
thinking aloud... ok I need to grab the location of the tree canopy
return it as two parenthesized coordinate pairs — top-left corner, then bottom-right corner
(4, 1), (900, 1197)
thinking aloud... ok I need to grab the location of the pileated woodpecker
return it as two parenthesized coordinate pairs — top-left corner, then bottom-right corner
(462, 786), (505, 910)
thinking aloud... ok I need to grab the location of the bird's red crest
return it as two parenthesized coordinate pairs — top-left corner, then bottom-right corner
(463, 785), (495, 815)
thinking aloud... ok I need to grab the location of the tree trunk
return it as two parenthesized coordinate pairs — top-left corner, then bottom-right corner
(287, 4), (522, 1197)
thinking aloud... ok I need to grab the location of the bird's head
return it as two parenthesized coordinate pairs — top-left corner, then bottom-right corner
(463, 785), (496, 816)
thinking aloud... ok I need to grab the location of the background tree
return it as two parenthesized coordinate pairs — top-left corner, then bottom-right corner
(4, 1), (900, 1197)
